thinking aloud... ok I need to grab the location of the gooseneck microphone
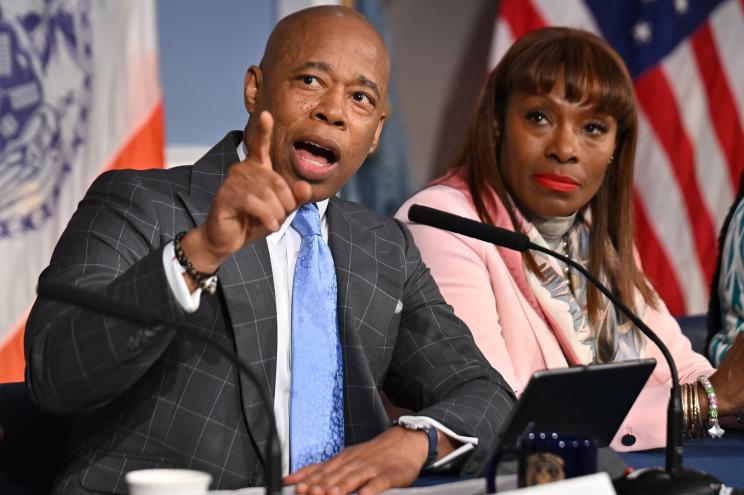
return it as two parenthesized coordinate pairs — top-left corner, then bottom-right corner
(36, 281), (283, 495)
(408, 204), (721, 495)
(407, 203), (532, 252)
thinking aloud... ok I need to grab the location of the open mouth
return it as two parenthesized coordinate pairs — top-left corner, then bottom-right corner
(291, 138), (341, 182)
(293, 141), (339, 166)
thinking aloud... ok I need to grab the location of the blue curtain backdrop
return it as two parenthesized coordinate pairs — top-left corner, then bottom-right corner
(340, 0), (411, 216)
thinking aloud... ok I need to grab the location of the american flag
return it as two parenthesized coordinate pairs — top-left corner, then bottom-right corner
(491, 0), (744, 316)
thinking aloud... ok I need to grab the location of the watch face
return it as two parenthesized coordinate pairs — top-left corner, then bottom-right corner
(399, 415), (431, 430)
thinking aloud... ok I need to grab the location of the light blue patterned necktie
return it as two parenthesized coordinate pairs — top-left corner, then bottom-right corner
(289, 203), (344, 472)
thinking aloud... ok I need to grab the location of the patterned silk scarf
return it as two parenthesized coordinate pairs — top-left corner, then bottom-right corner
(523, 212), (647, 365)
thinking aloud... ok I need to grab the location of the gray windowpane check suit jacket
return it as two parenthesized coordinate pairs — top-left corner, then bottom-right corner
(25, 131), (515, 494)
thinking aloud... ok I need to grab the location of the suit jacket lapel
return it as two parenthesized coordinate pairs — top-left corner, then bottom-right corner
(327, 198), (397, 443)
(217, 239), (278, 454)
(177, 131), (278, 457)
(327, 197), (383, 357)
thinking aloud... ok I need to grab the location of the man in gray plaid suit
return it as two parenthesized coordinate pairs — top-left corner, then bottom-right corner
(25, 6), (514, 494)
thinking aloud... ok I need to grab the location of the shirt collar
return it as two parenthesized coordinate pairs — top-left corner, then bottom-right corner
(268, 199), (329, 245)
(236, 140), (329, 244)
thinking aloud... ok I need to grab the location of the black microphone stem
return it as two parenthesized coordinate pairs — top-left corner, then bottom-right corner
(527, 243), (683, 474)
(36, 281), (283, 495)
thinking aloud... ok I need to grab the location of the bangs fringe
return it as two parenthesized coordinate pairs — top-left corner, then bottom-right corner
(505, 33), (635, 124)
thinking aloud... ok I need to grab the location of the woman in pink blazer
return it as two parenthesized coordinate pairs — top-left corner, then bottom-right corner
(396, 27), (744, 451)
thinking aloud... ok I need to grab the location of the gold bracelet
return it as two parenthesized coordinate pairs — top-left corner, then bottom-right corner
(681, 383), (690, 437)
(691, 383), (702, 437)
(687, 383), (695, 437)
(693, 383), (702, 437)
(684, 383), (702, 438)
(682, 383), (702, 438)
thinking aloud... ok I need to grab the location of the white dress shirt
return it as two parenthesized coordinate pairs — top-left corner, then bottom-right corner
(161, 142), (475, 475)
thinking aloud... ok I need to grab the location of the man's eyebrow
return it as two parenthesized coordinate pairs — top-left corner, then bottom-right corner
(300, 61), (333, 73)
(357, 75), (380, 98)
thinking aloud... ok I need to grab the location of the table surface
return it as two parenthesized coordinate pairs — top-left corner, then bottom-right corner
(208, 431), (744, 493)
(618, 429), (744, 488)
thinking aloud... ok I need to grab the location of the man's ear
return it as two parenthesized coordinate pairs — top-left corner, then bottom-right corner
(368, 113), (387, 154)
(244, 65), (262, 113)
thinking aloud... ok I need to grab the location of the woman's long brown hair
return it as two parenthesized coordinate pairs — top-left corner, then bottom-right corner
(449, 27), (656, 363)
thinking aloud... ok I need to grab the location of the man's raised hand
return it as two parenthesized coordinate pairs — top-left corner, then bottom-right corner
(180, 111), (312, 282)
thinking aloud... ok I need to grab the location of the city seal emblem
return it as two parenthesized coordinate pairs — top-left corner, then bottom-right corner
(0, 0), (92, 239)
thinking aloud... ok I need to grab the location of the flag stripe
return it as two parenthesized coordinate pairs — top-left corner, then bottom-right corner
(533, 0), (599, 32)
(0, 318), (26, 383)
(633, 67), (717, 283)
(0, 331), (24, 383)
(500, 0), (546, 39)
(633, 193), (686, 312)
(110, 102), (165, 171)
(708, 1), (744, 133)
(690, 23), (744, 187)
(633, 110), (708, 310)
(661, 41), (733, 230)
(489, 19), (514, 69)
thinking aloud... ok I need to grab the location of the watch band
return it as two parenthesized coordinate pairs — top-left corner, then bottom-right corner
(421, 424), (438, 468)
(393, 419), (438, 468)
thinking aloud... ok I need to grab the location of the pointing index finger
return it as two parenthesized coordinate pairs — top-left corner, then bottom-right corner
(248, 110), (273, 168)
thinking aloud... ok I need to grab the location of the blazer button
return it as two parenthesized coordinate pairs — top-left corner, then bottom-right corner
(621, 433), (636, 446)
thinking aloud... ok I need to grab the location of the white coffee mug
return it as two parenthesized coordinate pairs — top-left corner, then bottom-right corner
(125, 469), (212, 495)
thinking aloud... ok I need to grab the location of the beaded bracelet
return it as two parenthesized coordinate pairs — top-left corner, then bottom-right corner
(173, 231), (218, 295)
(697, 375), (724, 438)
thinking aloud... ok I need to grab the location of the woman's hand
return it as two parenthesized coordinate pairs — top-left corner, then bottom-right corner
(706, 332), (744, 416)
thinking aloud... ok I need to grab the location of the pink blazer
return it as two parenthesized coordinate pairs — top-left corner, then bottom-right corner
(396, 180), (714, 451)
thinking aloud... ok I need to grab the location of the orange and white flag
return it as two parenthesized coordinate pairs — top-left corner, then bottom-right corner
(0, 0), (164, 382)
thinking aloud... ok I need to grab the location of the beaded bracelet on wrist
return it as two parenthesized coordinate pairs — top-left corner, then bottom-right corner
(697, 375), (724, 438)
(173, 231), (218, 295)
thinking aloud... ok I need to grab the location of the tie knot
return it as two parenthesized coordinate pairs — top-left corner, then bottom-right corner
(291, 203), (321, 238)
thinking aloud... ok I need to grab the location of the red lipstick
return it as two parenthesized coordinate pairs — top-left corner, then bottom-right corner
(533, 173), (580, 192)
